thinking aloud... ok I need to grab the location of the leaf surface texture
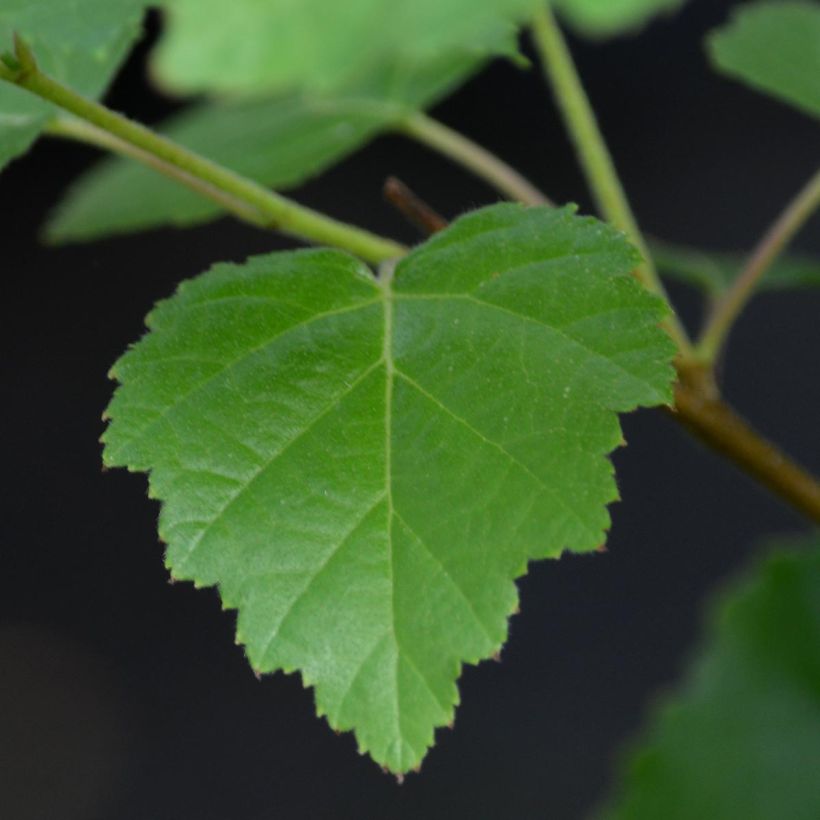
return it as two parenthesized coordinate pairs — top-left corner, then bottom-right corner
(103, 205), (675, 772)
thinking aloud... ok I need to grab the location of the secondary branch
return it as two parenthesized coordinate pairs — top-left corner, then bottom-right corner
(530, 7), (693, 358)
(1, 37), (405, 264)
(697, 166), (820, 361)
(399, 112), (551, 207)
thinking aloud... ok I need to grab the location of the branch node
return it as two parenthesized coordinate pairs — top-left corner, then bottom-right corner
(12, 33), (37, 80)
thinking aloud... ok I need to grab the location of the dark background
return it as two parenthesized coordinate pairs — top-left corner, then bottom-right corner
(2, 1), (819, 818)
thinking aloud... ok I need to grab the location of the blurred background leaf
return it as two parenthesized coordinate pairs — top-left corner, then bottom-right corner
(150, 0), (541, 97)
(45, 52), (483, 241)
(602, 539), (820, 820)
(651, 239), (820, 298)
(707, 1), (820, 120)
(552, 0), (687, 38)
(0, 0), (145, 171)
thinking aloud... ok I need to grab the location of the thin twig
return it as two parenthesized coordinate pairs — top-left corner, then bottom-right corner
(1, 36), (405, 264)
(530, 7), (693, 358)
(45, 115), (267, 227)
(398, 112), (551, 207)
(383, 176), (448, 236)
(697, 167), (820, 361)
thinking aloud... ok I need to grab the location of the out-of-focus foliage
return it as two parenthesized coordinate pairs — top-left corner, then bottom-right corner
(552, 0), (686, 38)
(603, 541), (820, 820)
(46, 54), (478, 241)
(0, 0), (145, 171)
(150, 0), (541, 97)
(652, 240), (820, 298)
(708, 1), (820, 120)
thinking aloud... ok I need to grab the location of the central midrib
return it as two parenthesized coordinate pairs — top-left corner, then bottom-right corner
(379, 271), (403, 761)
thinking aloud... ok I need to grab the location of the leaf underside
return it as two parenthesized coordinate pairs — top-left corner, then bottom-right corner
(603, 542), (820, 820)
(553, 0), (686, 38)
(151, 0), (541, 97)
(102, 204), (675, 773)
(707, 1), (820, 120)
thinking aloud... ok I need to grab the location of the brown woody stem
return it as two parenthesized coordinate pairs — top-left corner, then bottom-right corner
(671, 365), (820, 523)
(383, 177), (448, 236)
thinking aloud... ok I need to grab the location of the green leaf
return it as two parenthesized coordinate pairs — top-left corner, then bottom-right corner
(46, 53), (482, 242)
(151, 0), (540, 96)
(552, 0), (686, 38)
(707, 1), (820, 120)
(0, 0), (146, 171)
(102, 204), (675, 773)
(652, 239), (820, 297)
(602, 540), (820, 820)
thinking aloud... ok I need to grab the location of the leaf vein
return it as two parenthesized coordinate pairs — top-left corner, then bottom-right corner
(173, 358), (383, 569)
(113, 298), (379, 452)
(394, 368), (598, 541)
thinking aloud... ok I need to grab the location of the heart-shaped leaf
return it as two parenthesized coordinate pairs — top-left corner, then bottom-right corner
(103, 204), (675, 772)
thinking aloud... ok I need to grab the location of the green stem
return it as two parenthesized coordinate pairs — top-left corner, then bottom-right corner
(0, 43), (404, 264)
(530, 6), (693, 357)
(44, 115), (267, 226)
(697, 166), (820, 362)
(399, 112), (551, 207)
